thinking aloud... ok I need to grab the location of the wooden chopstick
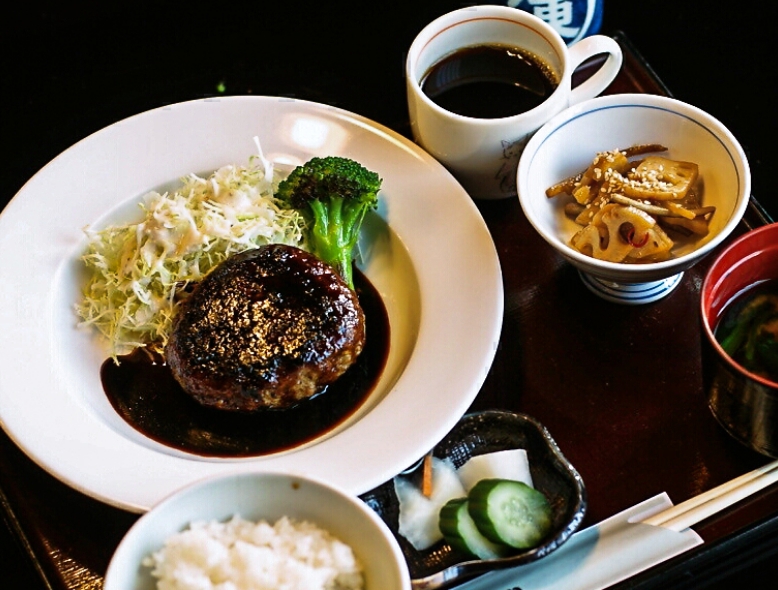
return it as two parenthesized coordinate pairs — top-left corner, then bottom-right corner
(642, 459), (778, 532)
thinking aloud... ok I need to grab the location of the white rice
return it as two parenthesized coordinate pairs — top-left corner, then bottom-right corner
(143, 515), (364, 590)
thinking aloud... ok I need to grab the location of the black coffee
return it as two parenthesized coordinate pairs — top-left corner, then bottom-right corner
(421, 44), (558, 119)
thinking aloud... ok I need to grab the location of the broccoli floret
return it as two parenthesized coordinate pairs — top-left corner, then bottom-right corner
(276, 156), (381, 289)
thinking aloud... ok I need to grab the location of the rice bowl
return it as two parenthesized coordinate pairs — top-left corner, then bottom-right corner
(104, 471), (411, 590)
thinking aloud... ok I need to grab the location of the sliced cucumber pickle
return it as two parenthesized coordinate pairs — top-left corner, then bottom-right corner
(439, 498), (512, 560)
(467, 479), (553, 549)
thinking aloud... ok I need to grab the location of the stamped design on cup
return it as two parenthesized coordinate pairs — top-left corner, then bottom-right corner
(496, 136), (530, 194)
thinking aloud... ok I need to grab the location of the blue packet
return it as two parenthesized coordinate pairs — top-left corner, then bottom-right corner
(506, 0), (604, 44)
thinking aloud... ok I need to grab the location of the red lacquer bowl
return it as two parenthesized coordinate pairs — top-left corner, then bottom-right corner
(701, 222), (778, 457)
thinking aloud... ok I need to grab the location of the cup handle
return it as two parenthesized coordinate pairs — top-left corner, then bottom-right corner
(567, 35), (623, 106)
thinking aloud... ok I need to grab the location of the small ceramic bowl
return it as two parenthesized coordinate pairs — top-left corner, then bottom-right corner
(104, 471), (411, 590)
(517, 93), (751, 304)
(702, 223), (778, 457)
(360, 410), (586, 590)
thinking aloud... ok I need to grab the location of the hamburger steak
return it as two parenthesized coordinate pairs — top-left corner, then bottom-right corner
(165, 244), (366, 411)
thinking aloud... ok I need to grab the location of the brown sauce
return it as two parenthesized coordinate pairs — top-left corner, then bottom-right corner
(101, 270), (390, 457)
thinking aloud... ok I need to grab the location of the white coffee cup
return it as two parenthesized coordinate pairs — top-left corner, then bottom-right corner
(406, 5), (623, 199)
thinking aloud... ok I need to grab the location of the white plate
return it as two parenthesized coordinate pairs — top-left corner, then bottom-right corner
(0, 96), (503, 512)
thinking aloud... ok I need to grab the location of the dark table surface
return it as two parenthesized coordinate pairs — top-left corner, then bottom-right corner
(4, 2), (778, 588)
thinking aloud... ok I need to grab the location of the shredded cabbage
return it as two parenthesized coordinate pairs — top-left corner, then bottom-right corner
(76, 148), (306, 358)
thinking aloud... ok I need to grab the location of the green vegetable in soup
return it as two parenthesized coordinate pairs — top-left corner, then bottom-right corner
(716, 281), (778, 382)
